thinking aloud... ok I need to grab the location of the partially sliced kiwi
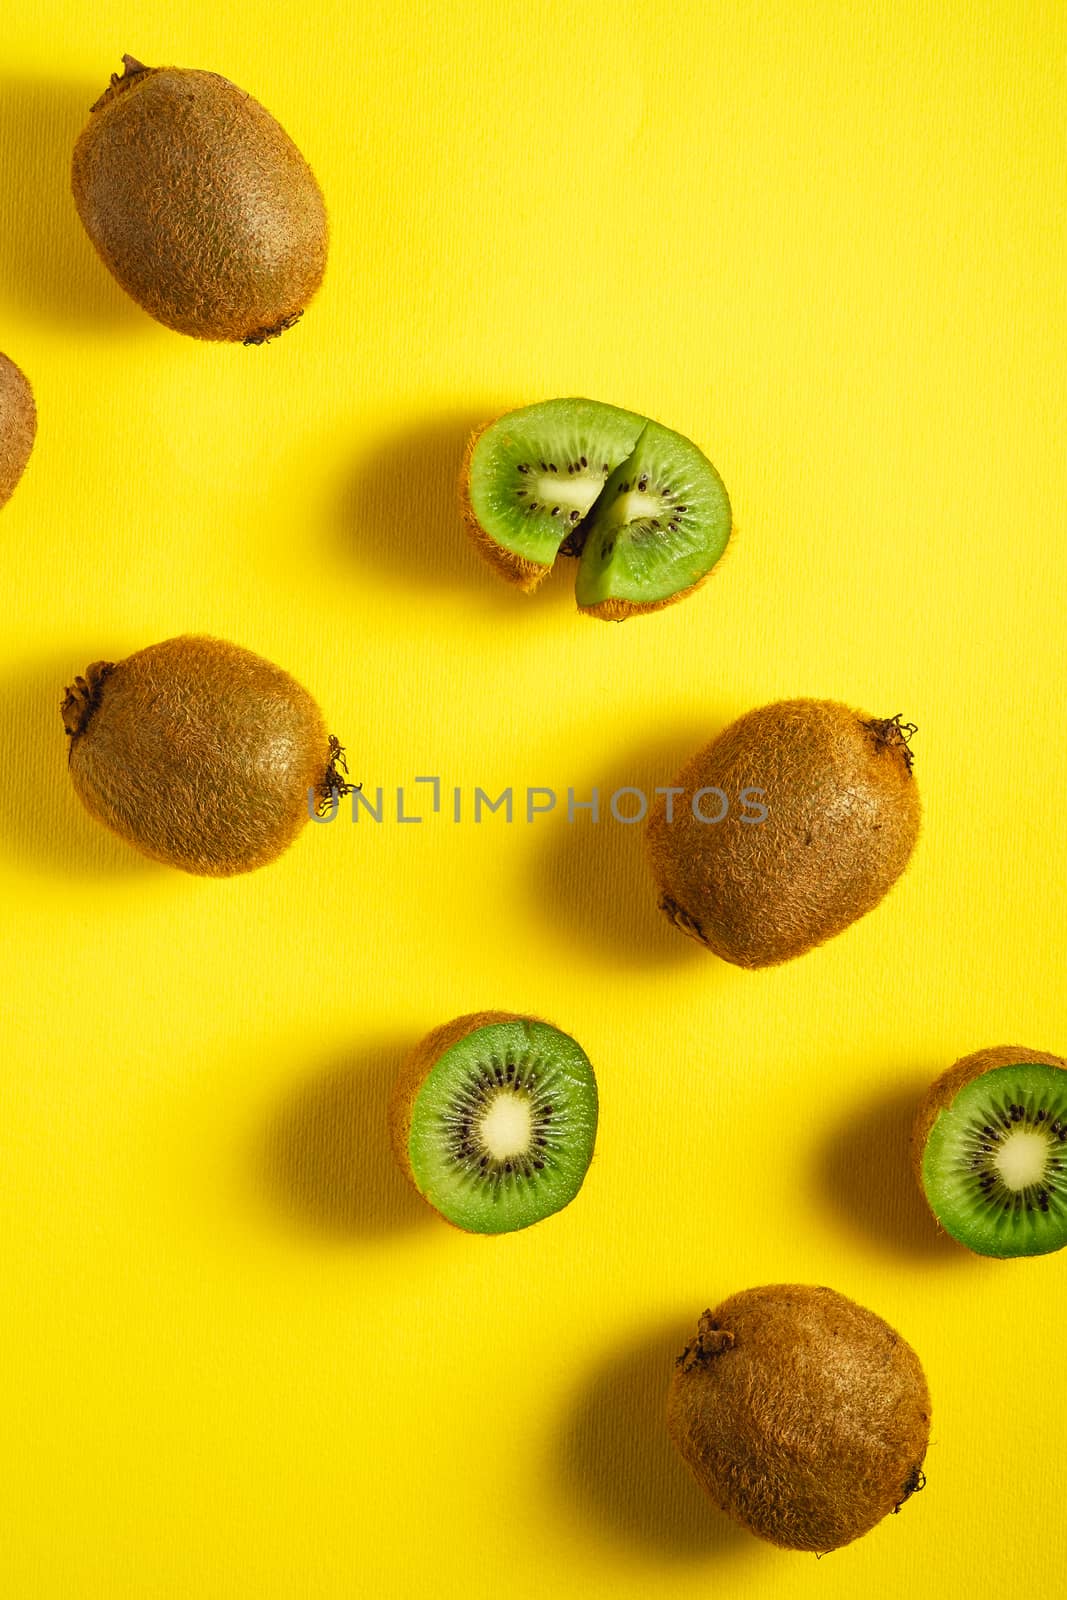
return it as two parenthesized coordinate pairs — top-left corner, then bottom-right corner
(462, 399), (645, 590)
(461, 398), (731, 616)
(390, 1012), (598, 1233)
(914, 1046), (1067, 1258)
(575, 420), (731, 619)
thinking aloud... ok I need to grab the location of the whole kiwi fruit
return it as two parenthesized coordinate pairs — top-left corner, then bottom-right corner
(0, 353), (37, 509)
(646, 699), (920, 967)
(912, 1044), (1067, 1257)
(71, 55), (328, 343)
(668, 1285), (930, 1552)
(61, 635), (351, 875)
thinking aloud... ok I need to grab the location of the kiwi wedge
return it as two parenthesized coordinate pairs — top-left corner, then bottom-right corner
(461, 398), (731, 617)
(647, 699), (921, 967)
(72, 55), (327, 343)
(574, 420), (732, 618)
(913, 1045), (1067, 1258)
(390, 1012), (598, 1233)
(668, 1285), (931, 1553)
(61, 635), (351, 875)
(0, 353), (36, 510)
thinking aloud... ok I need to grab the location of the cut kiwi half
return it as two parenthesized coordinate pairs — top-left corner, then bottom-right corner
(461, 398), (731, 618)
(390, 1011), (598, 1233)
(914, 1046), (1067, 1258)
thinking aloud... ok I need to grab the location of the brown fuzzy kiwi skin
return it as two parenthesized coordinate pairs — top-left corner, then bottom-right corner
(71, 55), (328, 343)
(0, 354), (37, 510)
(389, 1011), (538, 1228)
(458, 423), (551, 594)
(911, 1044), (1067, 1194)
(62, 634), (347, 876)
(667, 1285), (931, 1553)
(646, 699), (921, 968)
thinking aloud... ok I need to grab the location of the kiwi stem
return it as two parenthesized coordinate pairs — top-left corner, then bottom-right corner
(677, 1311), (735, 1372)
(91, 55), (153, 113)
(316, 735), (360, 815)
(893, 1468), (927, 1513)
(61, 661), (115, 742)
(862, 713), (918, 772)
(660, 894), (712, 949)
(243, 311), (304, 347)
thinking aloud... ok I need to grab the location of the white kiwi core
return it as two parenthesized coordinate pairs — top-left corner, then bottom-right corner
(479, 1092), (532, 1159)
(532, 472), (601, 513)
(994, 1130), (1050, 1190)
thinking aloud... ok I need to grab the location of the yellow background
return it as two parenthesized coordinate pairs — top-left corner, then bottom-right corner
(2, 2), (1065, 1595)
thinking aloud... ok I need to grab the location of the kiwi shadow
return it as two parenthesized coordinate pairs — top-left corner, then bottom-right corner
(555, 1320), (755, 1564)
(530, 723), (734, 972)
(0, 77), (145, 329)
(254, 1043), (434, 1239)
(0, 655), (159, 878)
(332, 413), (582, 615)
(814, 1080), (964, 1263)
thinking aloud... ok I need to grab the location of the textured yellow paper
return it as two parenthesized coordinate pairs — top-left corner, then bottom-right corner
(1, 2), (1065, 1595)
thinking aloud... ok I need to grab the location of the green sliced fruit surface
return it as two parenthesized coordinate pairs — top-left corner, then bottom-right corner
(466, 398), (645, 568)
(921, 1062), (1067, 1257)
(575, 418), (732, 610)
(407, 1017), (598, 1234)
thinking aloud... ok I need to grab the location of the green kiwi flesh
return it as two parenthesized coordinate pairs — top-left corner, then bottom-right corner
(667, 1285), (930, 1552)
(917, 1053), (1067, 1257)
(71, 55), (328, 342)
(646, 699), (921, 967)
(0, 353), (37, 509)
(61, 634), (350, 875)
(575, 420), (731, 617)
(462, 398), (731, 615)
(394, 1014), (598, 1233)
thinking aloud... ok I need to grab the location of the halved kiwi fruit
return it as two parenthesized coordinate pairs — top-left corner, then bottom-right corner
(913, 1045), (1067, 1258)
(390, 1012), (598, 1233)
(461, 398), (731, 618)
(61, 634), (352, 875)
(0, 353), (36, 510)
(646, 699), (921, 967)
(72, 55), (328, 343)
(667, 1285), (930, 1553)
